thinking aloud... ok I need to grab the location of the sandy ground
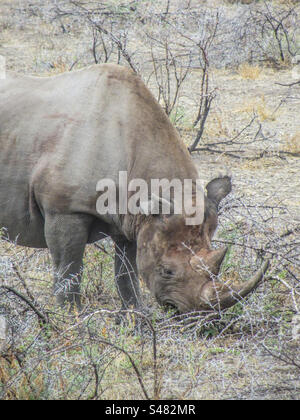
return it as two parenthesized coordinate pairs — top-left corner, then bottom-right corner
(0, 0), (299, 400)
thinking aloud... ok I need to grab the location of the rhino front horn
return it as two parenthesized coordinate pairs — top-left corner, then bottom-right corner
(200, 259), (270, 310)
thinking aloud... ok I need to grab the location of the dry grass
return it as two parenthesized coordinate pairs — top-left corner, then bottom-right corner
(0, 0), (300, 400)
(236, 95), (277, 121)
(237, 63), (262, 80)
(284, 132), (300, 153)
(239, 158), (279, 170)
(1, 189), (300, 400)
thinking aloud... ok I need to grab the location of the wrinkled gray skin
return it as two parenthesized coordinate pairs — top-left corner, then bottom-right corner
(0, 64), (268, 313)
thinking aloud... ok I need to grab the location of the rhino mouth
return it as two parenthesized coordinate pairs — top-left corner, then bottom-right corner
(160, 295), (193, 314)
(155, 293), (179, 312)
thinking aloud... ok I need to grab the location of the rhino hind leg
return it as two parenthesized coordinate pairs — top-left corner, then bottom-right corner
(44, 213), (93, 310)
(114, 238), (141, 310)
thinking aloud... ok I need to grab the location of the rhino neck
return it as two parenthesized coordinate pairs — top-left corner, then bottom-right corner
(127, 135), (198, 184)
(120, 213), (147, 241)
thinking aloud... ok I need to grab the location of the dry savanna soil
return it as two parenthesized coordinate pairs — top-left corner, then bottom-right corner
(0, 0), (299, 400)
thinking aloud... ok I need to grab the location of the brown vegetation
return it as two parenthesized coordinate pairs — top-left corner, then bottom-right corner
(0, 0), (299, 400)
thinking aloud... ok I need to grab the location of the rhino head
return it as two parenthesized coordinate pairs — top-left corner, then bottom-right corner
(136, 176), (269, 313)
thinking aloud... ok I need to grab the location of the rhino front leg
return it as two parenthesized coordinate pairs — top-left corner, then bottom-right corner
(114, 238), (141, 310)
(44, 213), (93, 310)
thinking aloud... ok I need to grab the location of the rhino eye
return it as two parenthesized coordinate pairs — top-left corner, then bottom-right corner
(161, 267), (175, 278)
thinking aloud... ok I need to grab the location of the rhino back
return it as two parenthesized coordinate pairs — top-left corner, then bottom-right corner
(0, 64), (197, 245)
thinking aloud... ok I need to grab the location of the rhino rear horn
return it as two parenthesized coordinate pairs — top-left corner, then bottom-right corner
(206, 247), (228, 275)
(206, 176), (231, 208)
(191, 247), (228, 275)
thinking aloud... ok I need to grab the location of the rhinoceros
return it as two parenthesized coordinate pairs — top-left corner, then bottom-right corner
(0, 64), (269, 313)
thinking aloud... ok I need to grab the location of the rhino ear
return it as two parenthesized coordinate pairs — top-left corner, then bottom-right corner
(206, 176), (231, 208)
(140, 194), (174, 215)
